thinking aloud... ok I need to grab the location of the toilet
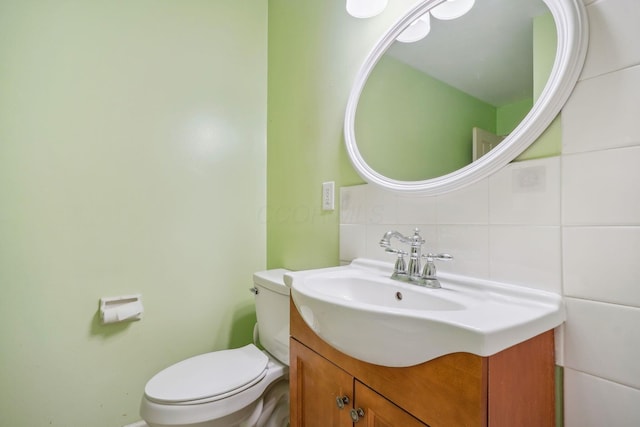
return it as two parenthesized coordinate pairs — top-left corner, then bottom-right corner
(140, 269), (291, 427)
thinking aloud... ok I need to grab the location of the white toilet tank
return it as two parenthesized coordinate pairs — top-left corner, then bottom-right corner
(252, 269), (290, 366)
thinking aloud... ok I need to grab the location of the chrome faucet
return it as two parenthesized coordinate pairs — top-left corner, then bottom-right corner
(379, 228), (452, 288)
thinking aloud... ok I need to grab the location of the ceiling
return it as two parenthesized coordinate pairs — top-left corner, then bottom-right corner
(386, 0), (552, 107)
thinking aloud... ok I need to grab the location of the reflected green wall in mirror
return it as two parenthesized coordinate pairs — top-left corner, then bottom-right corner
(517, 12), (560, 161)
(356, 11), (558, 180)
(356, 56), (497, 181)
(497, 98), (534, 136)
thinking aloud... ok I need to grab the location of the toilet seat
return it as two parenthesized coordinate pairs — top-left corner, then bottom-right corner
(140, 351), (288, 427)
(144, 344), (269, 405)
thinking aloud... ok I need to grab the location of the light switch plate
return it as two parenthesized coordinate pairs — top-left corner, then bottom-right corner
(322, 181), (335, 211)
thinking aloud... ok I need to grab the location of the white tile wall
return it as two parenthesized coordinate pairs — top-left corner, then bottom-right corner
(396, 193), (438, 225)
(563, 0), (640, 423)
(436, 225), (489, 278)
(563, 65), (640, 154)
(579, 0), (640, 80)
(339, 1), (640, 423)
(365, 186), (401, 224)
(562, 147), (640, 226)
(564, 369), (640, 427)
(340, 185), (393, 225)
(563, 226), (640, 307)
(339, 224), (366, 264)
(489, 157), (561, 225)
(436, 179), (489, 225)
(564, 298), (640, 389)
(489, 225), (562, 293)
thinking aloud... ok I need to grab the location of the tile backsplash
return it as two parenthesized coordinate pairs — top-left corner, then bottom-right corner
(340, 156), (562, 294)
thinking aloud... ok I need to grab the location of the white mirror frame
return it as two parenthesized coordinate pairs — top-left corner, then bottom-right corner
(344, 0), (589, 195)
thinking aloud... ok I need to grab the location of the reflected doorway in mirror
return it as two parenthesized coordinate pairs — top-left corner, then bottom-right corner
(472, 127), (505, 161)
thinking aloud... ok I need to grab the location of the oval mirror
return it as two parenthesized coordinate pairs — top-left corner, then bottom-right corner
(344, 0), (588, 195)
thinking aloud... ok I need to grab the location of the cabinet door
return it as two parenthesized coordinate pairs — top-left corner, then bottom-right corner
(290, 339), (354, 427)
(354, 381), (429, 427)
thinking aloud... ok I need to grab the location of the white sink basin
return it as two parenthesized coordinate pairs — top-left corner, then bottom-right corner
(284, 258), (565, 367)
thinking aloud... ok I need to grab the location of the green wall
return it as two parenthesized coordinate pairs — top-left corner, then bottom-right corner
(0, 1), (267, 425)
(268, 0), (379, 270)
(497, 97), (534, 136)
(517, 12), (560, 161)
(356, 56), (496, 181)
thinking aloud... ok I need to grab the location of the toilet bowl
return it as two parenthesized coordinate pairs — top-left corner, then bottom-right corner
(140, 269), (291, 427)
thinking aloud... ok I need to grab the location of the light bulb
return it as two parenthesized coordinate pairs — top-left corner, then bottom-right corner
(396, 13), (431, 43)
(346, 0), (388, 19)
(431, 0), (475, 20)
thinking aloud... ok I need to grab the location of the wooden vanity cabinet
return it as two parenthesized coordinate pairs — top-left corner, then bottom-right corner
(291, 339), (428, 427)
(290, 339), (353, 427)
(289, 299), (556, 427)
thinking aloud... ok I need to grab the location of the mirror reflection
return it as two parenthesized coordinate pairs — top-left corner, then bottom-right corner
(355, 0), (555, 181)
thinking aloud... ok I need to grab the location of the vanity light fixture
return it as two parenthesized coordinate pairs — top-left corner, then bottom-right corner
(346, 0), (388, 18)
(430, 0), (475, 20)
(396, 12), (431, 43)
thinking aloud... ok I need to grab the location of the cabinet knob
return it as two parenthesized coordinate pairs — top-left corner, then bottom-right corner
(350, 408), (365, 422)
(335, 395), (350, 409)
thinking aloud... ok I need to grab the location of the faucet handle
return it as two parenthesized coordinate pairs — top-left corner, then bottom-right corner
(424, 253), (453, 261)
(421, 253), (453, 278)
(385, 248), (407, 278)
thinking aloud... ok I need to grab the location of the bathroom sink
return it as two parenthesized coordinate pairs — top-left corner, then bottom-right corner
(284, 258), (565, 367)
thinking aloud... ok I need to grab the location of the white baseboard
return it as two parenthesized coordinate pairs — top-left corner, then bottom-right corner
(122, 421), (148, 427)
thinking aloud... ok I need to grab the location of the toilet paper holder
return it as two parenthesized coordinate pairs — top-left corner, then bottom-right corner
(99, 294), (144, 325)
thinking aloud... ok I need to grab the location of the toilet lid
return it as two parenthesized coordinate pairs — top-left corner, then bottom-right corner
(144, 344), (269, 404)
